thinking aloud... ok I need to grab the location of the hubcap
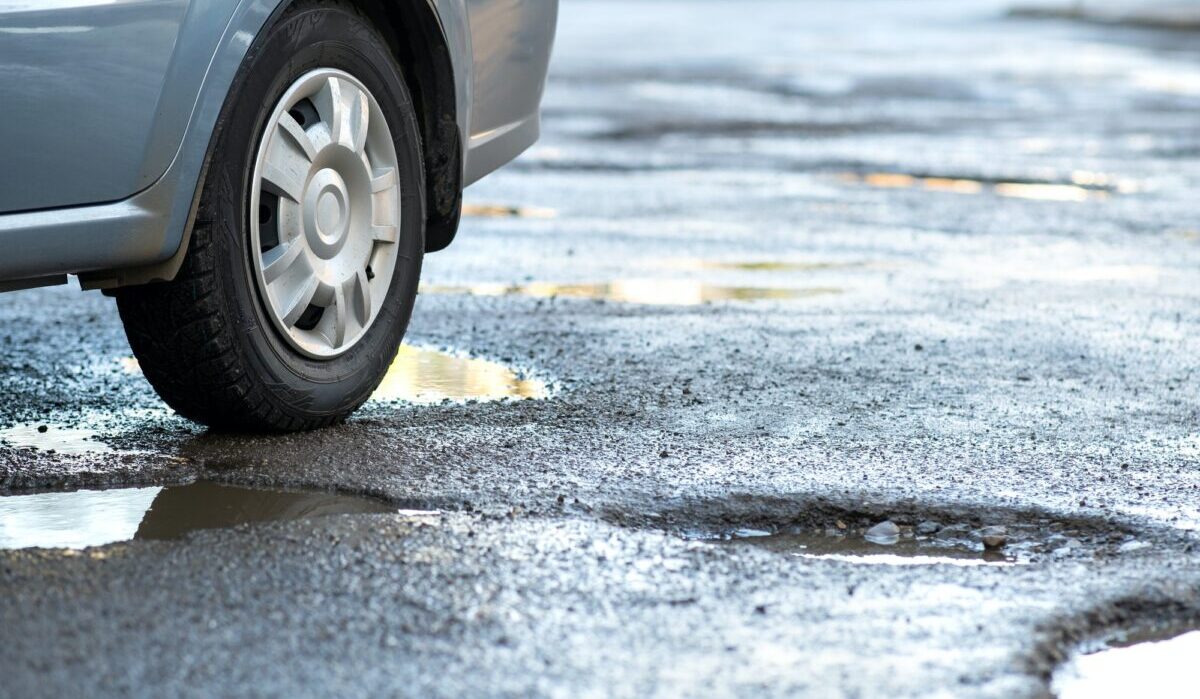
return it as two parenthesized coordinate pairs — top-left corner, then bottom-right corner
(249, 68), (401, 359)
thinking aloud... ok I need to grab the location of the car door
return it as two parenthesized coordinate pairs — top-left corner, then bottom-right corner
(0, 0), (189, 214)
(465, 0), (557, 139)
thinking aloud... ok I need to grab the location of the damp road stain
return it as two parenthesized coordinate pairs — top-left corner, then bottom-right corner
(0, 481), (404, 550)
(370, 345), (548, 404)
(420, 280), (843, 306)
(689, 528), (1020, 566)
(838, 172), (1123, 202)
(1053, 628), (1200, 699)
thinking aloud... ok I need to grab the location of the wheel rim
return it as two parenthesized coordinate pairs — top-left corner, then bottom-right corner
(249, 68), (402, 359)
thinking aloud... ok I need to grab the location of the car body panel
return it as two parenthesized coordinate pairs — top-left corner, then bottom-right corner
(463, 0), (556, 184)
(0, 0), (555, 289)
(0, 0), (190, 214)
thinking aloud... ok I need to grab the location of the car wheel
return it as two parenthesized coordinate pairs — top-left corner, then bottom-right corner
(116, 1), (425, 431)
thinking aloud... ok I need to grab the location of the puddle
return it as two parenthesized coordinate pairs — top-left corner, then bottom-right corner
(420, 280), (842, 306)
(692, 528), (1019, 566)
(370, 345), (548, 404)
(662, 258), (872, 273)
(0, 481), (403, 550)
(0, 423), (114, 456)
(1052, 628), (1200, 699)
(120, 349), (548, 406)
(838, 172), (1118, 202)
(461, 203), (556, 219)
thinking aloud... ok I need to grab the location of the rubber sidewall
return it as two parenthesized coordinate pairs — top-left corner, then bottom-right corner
(208, 5), (425, 419)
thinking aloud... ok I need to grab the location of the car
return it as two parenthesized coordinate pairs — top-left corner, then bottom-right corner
(0, 0), (558, 431)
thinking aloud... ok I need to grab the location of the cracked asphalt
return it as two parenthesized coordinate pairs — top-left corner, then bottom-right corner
(2, 1), (1199, 697)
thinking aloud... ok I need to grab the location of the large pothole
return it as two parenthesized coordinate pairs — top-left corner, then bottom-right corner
(0, 481), (423, 550)
(610, 496), (1146, 566)
(420, 280), (843, 305)
(685, 524), (1023, 566)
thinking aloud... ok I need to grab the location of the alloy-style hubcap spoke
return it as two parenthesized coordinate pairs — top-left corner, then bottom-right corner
(249, 68), (402, 359)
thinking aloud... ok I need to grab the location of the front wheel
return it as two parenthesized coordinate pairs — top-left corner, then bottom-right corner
(116, 2), (425, 431)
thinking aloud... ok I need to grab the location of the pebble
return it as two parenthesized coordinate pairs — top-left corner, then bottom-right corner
(935, 524), (970, 540)
(731, 528), (771, 539)
(916, 520), (940, 536)
(864, 520), (900, 545)
(976, 525), (1008, 550)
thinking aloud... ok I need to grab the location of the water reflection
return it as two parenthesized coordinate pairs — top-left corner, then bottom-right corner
(0, 481), (397, 550)
(1053, 629), (1200, 699)
(840, 172), (1114, 202)
(370, 345), (548, 404)
(421, 280), (842, 306)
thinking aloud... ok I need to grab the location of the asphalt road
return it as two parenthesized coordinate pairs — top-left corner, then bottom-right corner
(2, 1), (1200, 697)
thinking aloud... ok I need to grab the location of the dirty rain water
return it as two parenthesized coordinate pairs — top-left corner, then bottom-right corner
(694, 529), (1018, 566)
(115, 346), (548, 407)
(371, 345), (547, 403)
(0, 481), (399, 550)
(839, 172), (1117, 202)
(421, 280), (841, 306)
(0, 423), (114, 456)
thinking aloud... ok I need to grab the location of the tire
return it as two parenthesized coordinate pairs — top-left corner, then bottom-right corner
(116, 1), (425, 432)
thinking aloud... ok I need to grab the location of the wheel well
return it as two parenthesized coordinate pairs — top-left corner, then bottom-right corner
(353, 0), (463, 253)
(90, 0), (464, 294)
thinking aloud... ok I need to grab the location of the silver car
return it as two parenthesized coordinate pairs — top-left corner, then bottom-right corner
(0, 0), (557, 430)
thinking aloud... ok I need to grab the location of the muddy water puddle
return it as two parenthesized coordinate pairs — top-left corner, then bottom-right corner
(690, 526), (1021, 566)
(115, 345), (549, 408)
(421, 280), (842, 306)
(1053, 627), (1200, 698)
(0, 347), (545, 456)
(371, 345), (548, 403)
(462, 203), (557, 219)
(0, 407), (175, 457)
(662, 258), (871, 273)
(0, 423), (116, 456)
(0, 481), (410, 550)
(838, 172), (1123, 202)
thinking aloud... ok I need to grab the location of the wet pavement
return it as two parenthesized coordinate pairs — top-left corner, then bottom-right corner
(3, 1), (1200, 696)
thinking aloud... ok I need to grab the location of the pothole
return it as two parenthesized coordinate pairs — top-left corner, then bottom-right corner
(1052, 626), (1200, 698)
(0, 423), (115, 456)
(661, 258), (875, 273)
(683, 522), (1026, 566)
(420, 280), (842, 306)
(0, 481), (421, 550)
(461, 203), (557, 219)
(0, 407), (175, 457)
(837, 172), (1126, 202)
(118, 347), (549, 407)
(370, 345), (548, 404)
(626, 498), (1142, 566)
